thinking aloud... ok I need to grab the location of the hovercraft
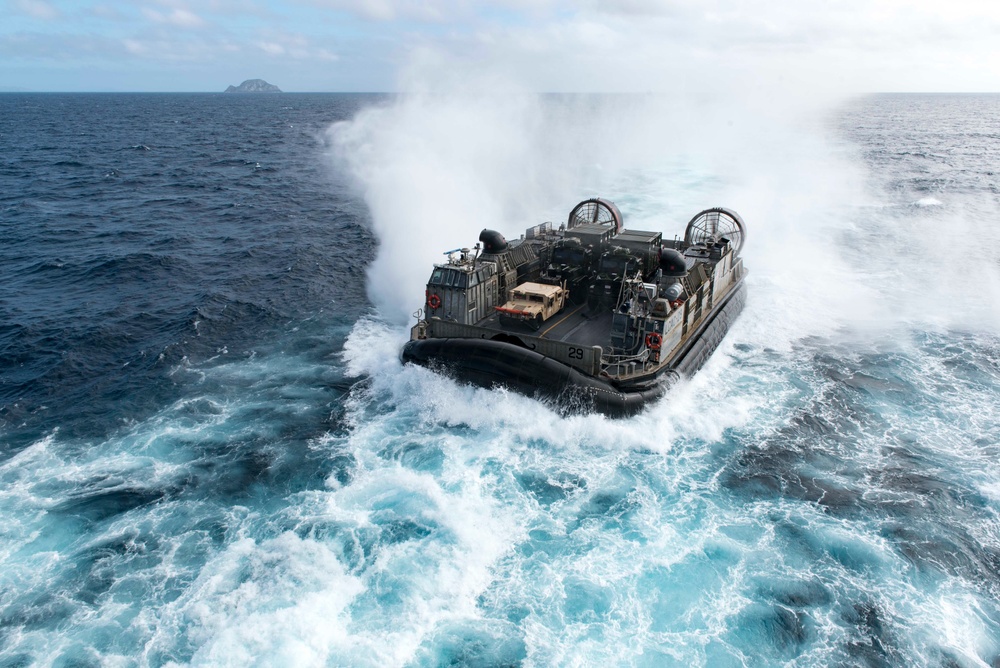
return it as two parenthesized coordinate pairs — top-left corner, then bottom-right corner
(401, 198), (747, 417)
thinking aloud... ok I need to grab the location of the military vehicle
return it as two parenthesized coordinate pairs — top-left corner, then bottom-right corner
(402, 198), (747, 417)
(496, 282), (568, 330)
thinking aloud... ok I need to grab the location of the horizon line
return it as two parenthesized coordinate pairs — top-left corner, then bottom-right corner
(3, 89), (1000, 95)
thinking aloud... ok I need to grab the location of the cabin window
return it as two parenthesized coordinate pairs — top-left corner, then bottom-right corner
(440, 270), (469, 288)
(430, 269), (445, 285)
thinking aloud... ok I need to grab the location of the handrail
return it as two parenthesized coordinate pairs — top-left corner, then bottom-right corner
(601, 349), (650, 367)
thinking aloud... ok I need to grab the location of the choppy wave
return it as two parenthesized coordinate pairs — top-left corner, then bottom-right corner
(1, 93), (999, 666)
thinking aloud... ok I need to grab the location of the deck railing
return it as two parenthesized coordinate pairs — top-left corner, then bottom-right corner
(600, 350), (652, 377)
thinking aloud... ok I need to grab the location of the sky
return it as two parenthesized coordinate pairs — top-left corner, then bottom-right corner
(1, 0), (999, 92)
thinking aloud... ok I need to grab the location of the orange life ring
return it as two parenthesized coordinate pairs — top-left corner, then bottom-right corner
(645, 332), (662, 350)
(427, 293), (442, 310)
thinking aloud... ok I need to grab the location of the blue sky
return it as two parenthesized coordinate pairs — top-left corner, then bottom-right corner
(2, 0), (999, 92)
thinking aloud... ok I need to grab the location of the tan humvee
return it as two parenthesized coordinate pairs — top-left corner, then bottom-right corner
(495, 281), (567, 330)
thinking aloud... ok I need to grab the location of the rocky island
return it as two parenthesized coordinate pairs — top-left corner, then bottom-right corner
(224, 79), (282, 93)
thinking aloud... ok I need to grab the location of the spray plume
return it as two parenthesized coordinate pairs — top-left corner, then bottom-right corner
(329, 51), (1000, 341)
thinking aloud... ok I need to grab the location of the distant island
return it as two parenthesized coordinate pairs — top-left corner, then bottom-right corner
(224, 79), (282, 93)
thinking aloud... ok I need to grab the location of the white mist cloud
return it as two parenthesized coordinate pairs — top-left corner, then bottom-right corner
(328, 48), (876, 333)
(329, 86), (558, 321)
(319, 2), (998, 340)
(333, 27), (1000, 346)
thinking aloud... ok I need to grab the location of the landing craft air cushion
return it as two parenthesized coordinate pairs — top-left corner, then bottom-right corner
(401, 198), (748, 416)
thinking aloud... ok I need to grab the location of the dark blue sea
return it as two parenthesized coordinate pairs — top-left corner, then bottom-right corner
(1, 92), (999, 666)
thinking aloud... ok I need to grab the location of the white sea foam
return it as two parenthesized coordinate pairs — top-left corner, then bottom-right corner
(137, 532), (361, 667)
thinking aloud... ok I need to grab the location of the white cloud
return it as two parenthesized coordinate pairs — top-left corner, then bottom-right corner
(258, 41), (285, 55)
(257, 32), (339, 60)
(378, 0), (1000, 94)
(115, 35), (244, 62)
(88, 5), (126, 20)
(298, 0), (509, 23)
(141, 7), (207, 29)
(582, 0), (685, 17)
(123, 38), (147, 56)
(13, 0), (60, 20)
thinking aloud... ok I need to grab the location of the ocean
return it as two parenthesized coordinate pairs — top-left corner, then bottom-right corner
(1, 91), (999, 667)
